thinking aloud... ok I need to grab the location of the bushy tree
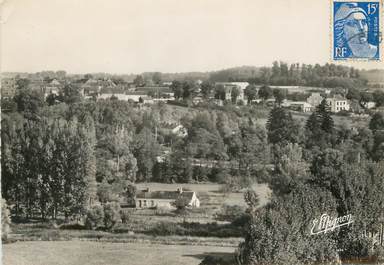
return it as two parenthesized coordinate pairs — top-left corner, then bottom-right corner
(266, 107), (302, 145)
(270, 143), (309, 195)
(14, 89), (45, 117)
(258, 85), (272, 101)
(244, 85), (258, 104)
(228, 123), (269, 175)
(305, 99), (335, 149)
(239, 184), (340, 265)
(61, 84), (82, 104)
(272, 88), (286, 105)
(103, 202), (121, 230)
(133, 127), (161, 181)
(85, 205), (104, 230)
(200, 81), (215, 99)
(369, 112), (384, 132)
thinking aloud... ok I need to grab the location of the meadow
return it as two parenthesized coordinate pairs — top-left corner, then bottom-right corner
(2, 241), (236, 265)
(3, 182), (270, 265)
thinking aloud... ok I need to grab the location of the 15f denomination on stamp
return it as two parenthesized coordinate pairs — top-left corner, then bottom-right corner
(332, 1), (381, 60)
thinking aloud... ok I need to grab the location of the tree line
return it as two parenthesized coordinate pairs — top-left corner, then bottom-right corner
(237, 101), (384, 264)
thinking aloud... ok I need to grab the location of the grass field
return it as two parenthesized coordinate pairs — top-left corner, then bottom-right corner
(2, 241), (236, 265)
(5, 182), (269, 265)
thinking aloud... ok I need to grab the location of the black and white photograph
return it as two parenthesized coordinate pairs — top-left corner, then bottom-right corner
(0, 0), (384, 264)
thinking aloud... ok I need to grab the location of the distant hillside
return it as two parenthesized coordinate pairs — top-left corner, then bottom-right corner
(209, 66), (261, 82)
(360, 69), (384, 84)
(143, 72), (210, 82)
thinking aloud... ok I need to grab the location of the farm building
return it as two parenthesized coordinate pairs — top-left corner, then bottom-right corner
(135, 187), (200, 209)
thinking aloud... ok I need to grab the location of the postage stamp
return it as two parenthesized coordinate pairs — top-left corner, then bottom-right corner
(332, 1), (381, 60)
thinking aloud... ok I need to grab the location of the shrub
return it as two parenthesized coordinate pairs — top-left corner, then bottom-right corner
(103, 202), (121, 230)
(199, 255), (236, 265)
(1, 198), (11, 241)
(216, 204), (246, 223)
(120, 209), (133, 224)
(150, 222), (185, 236)
(85, 205), (104, 230)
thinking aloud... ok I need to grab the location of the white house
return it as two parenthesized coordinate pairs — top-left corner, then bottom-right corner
(290, 101), (313, 112)
(362, 101), (376, 109)
(135, 188), (200, 209)
(326, 95), (350, 113)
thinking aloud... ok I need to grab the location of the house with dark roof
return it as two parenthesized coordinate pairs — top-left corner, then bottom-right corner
(135, 187), (200, 209)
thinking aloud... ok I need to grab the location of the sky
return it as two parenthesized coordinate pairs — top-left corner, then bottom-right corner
(0, 0), (383, 74)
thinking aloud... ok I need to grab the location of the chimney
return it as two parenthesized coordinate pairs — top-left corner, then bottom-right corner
(143, 188), (150, 193)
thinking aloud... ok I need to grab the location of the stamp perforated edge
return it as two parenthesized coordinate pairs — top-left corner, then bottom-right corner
(330, 0), (383, 62)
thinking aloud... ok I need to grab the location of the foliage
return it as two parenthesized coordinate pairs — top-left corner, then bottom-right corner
(258, 85), (272, 100)
(85, 205), (104, 230)
(120, 209), (133, 224)
(239, 184), (340, 265)
(270, 143), (309, 195)
(174, 197), (190, 211)
(266, 107), (302, 145)
(243, 189), (259, 210)
(305, 99), (335, 149)
(244, 85), (257, 103)
(228, 122), (269, 176)
(103, 202), (121, 230)
(199, 255), (236, 265)
(373, 90), (384, 107)
(272, 88), (286, 105)
(14, 89), (45, 117)
(133, 127), (160, 181)
(97, 181), (119, 203)
(1, 116), (97, 220)
(61, 84), (82, 104)
(215, 204), (246, 223)
(369, 112), (384, 132)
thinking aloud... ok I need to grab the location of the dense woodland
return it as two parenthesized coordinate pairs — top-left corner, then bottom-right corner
(2, 63), (384, 264)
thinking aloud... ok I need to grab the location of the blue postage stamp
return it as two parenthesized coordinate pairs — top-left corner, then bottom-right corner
(333, 1), (381, 60)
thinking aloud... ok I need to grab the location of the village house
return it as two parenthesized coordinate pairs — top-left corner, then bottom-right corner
(216, 82), (248, 104)
(135, 187), (200, 209)
(81, 78), (118, 96)
(362, 101), (376, 109)
(43, 79), (63, 98)
(326, 95), (350, 113)
(290, 101), (313, 112)
(136, 86), (175, 99)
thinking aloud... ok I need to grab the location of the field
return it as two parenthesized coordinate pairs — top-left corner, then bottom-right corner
(5, 182), (269, 265)
(2, 241), (236, 265)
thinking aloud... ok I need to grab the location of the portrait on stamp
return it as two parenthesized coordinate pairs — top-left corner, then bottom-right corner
(333, 1), (380, 60)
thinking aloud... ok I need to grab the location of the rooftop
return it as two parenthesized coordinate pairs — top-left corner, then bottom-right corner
(136, 189), (195, 201)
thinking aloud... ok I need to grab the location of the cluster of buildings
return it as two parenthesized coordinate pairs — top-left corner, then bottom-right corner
(207, 82), (353, 113)
(1, 76), (377, 113)
(281, 93), (351, 113)
(1, 76), (175, 104)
